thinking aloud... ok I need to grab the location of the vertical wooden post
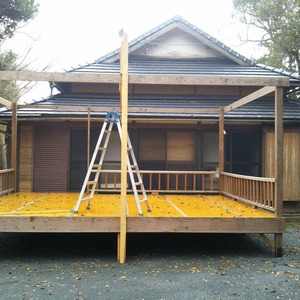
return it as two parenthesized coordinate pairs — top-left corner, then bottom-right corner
(86, 107), (91, 192)
(219, 108), (224, 192)
(274, 87), (283, 257)
(11, 101), (17, 191)
(118, 33), (129, 264)
(275, 87), (283, 217)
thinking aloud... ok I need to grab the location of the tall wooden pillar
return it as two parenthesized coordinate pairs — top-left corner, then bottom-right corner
(274, 87), (283, 257)
(118, 33), (129, 264)
(219, 108), (225, 191)
(11, 101), (17, 191)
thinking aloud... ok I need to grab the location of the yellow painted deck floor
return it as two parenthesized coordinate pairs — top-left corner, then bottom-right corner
(0, 193), (275, 218)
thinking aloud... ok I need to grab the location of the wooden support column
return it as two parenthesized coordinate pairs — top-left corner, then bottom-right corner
(11, 101), (17, 191)
(274, 87), (284, 257)
(275, 87), (283, 217)
(118, 33), (129, 264)
(219, 108), (225, 191)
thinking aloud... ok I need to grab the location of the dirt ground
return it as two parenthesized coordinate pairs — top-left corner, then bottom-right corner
(0, 219), (299, 300)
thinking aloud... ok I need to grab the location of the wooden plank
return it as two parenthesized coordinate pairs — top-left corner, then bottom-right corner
(0, 71), (290, 86)
(0, 217), (120, 232)
(126, 217), (285, 233)
(118, 33), (129, 264)
(128, 74), (289, 87)
(0, 96), (12, 109)
(0, 71), (121, 84)
(224, 86), (276, 113)
(17, 104), (219, 114)
(275, 87), (283, 217)
(221, 172), (275, 182)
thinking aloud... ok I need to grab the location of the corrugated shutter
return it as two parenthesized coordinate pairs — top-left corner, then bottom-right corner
(33, 124), (68, 191)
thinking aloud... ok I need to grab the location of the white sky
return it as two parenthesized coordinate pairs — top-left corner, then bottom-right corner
(4, 0), (262, 100)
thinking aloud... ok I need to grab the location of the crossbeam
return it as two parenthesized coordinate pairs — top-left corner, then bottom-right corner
(224, 86), (276, 113)
(0, 71), (290, 87)
(17, 104), (219, 114)
(0, 97), (12, 109)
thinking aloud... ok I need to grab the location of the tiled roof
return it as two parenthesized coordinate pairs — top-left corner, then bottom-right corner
(4, 93), (300, 122)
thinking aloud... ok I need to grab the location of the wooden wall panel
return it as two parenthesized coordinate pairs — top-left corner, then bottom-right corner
(19, 125), (33, 191)
(264, 130), (300, 201)
(33, 124), (68, 191)
(71, 83), (121, 94)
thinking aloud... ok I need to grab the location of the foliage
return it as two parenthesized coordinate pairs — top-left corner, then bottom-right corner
(233, 0), (300, 73)
(0, 0), (38, 41)
(0, 0), (39, 103)
(0, 50), (23, 101)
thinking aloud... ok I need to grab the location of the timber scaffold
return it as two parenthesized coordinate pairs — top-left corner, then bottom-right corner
(0, 34), (287, 263)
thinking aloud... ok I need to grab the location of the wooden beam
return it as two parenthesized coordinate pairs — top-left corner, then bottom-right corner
(17, 104), (219, 115)
(118, 33), (129, 264)
(0, 71), (290, 87)
(224, 86), (276, 113)
(0, 71), (121, 84)
(0, 96), (12, 109)
(126, 217), (286, 233)
(275, 87), (283, 217)
(11, 102), (17, 191)
(128, 74), (289, 87)
(219, 108), (225, 175)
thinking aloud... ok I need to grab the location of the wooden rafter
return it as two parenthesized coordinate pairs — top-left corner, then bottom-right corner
(224, 86), (276, 113)
(0, 96), (12, 109)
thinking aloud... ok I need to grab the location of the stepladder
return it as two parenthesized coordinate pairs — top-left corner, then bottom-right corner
(73, 111), (151, 216)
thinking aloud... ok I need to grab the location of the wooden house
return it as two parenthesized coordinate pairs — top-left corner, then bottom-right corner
(0, 16), (299, 262)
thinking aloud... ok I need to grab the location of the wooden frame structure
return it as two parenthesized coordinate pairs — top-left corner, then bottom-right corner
(0, 36), (287, 262)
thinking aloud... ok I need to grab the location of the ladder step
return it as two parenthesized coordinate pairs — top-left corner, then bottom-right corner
(99, 147), (107, 151)
(87, 181), (97, 185)
(104, 130), (111, 134)
(130, 165), (138, 169)
(127, 147), (133, 151)
(135, 181), (143, 186)
(82, 196), (92, 202)
(139, 198), (148, 203)
(93, 164), (102, 168)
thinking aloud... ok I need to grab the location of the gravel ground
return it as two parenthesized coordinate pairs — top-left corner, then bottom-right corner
(0, 220), (299, 300)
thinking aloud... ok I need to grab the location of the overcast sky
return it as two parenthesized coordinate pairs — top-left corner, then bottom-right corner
(4, 0), (261, 100)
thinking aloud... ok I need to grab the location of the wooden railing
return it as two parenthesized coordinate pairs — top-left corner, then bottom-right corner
(220, 172), (275, 212)
(0, 168), (15, 196)
(95, 170), (219, 193)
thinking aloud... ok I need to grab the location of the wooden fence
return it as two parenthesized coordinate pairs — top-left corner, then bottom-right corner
(220, 172), (275, 212)
(95, 170), (219, 193)
(0, 169), (15, 196)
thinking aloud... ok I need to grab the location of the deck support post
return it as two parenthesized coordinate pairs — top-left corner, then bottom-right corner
(274, 87), (284, 257)
(274, 233), (283, 257)
(118, 33), (129, 264)
(11, 101), (17, 191)
(219, 108), (225, 191)
(275, 87), (283, 218)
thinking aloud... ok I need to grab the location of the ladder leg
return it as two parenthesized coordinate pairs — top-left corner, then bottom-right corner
(73, 119), (112, 213)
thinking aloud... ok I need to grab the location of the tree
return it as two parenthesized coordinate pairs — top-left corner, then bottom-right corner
(0, 0), (38, 41)
(0, 0), (39, 102)
(233, 0), (300, 73)
(0, 1), (39, 169)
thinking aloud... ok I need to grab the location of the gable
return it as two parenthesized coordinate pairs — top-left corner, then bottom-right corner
(130, 27), (224, 60)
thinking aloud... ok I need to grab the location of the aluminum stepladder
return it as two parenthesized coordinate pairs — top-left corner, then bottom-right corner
(73, 111), (151, 216)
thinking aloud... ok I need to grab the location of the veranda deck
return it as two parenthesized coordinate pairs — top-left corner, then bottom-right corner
(0, 193), (284, 238)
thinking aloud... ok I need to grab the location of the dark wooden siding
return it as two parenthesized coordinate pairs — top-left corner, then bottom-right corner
(33, 124), (68, 191)
(19, 125), (33, 191)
